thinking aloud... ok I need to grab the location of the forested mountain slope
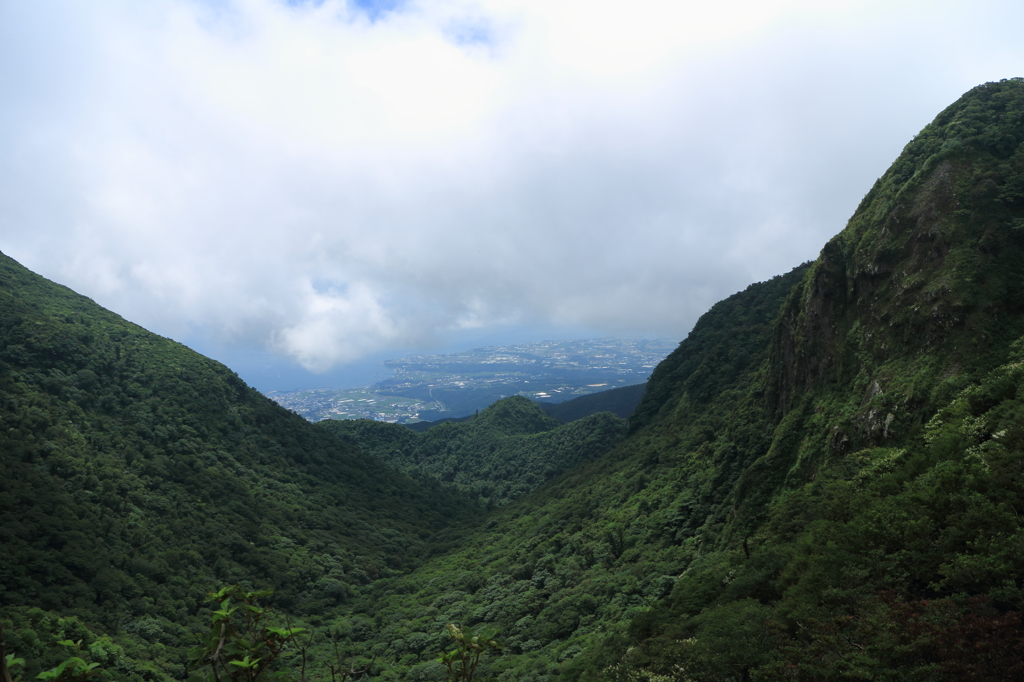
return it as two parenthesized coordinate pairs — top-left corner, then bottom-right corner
(5, 78), (1024, 682)
(318, 396), (625, 506)
(0, 251), (474, 680)
(328, 79), (1024, 681)
(581, 77), (1024, 680)
(320, 264), (812, 682)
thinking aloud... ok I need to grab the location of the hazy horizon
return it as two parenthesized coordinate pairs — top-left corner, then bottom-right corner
(192, 326), (669, 394)
(4, 0), (1024, 387)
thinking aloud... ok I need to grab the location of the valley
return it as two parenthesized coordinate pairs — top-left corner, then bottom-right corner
(3, 79), (1024, 682)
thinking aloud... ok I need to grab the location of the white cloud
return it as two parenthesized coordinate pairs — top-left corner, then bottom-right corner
(2, 0), (1024, 375)
(272, 279), (400, 371)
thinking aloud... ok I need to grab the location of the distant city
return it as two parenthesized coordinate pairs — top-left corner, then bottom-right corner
(267, 337), (675, 423)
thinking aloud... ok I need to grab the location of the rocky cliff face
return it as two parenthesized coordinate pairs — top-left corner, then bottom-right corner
(716, 79), (1024, 525)
(769, 79), (1024, 446)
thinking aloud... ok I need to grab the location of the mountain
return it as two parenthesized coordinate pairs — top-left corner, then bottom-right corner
(325, 263), (812, 682)
(401, 382), (648, 433)
(578, 77), (1024, 679)
(325, 79), (1024, 681)
(4, 78), (1024, 682)
(318, 395), (626, 506)
(0, 251), (474, 681)
(538, 382), (648, 423)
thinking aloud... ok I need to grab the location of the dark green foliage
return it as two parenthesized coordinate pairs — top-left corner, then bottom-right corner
(9, 78), (1024, 682)
(579, 78), (1024, 681)
(538, 383), (647, 423)
(318, 397), (625, 506)
(0, 608), (173, 682)
(0, 250), (473, 678)
(186, 586), (306, 682)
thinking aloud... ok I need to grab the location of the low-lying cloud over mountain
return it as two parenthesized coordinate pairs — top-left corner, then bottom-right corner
(3, 0), (1024, 377)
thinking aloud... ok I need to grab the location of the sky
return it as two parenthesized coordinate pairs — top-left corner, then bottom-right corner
(3, 0), (1024, 392)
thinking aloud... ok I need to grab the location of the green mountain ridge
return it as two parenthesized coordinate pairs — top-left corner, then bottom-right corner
(599, 77), (1024, 679)
(318, 396), (626, 506)
(539, 383), (647, 423)
(0, 252), (476, 680)
(4, 78), (1024, 681)
(397, 382), (646, 433)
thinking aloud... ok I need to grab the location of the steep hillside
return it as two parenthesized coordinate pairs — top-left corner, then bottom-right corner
(5, 79), (1024, 682)
(319, 396), (625, 506)
(583, 78), (1024, 680)
(318, 264), (810, 682)
(323, 79), (1024, 681)
(748, 76), (1024, 510)
(0, 251), (473, 680)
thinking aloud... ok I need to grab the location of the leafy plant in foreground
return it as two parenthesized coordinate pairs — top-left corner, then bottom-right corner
(34, 642), (101, 682)
(0, 627), (100, 682)
(2, 627), (24, 682)
(35, 638), (100, 679)
(437, 624), (501, 681)
(187, 586), (306, 682)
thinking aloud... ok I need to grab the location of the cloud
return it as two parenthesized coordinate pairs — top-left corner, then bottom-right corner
(271, 279), (401, 371)
(3, 0), (1024, 372)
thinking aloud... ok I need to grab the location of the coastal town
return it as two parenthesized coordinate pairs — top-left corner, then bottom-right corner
(267, 337), (674, 423)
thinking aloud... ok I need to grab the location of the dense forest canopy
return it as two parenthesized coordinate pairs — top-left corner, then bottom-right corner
(0, 253), (475, 680)
(3, 78), (1024, 681)
(318, 396), (626, 507)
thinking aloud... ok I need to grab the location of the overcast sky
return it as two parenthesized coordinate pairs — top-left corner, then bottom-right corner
(3, 0), (1024, 391)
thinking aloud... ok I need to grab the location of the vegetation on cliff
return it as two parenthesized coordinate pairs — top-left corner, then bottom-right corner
(4, 78), (1024, 681)
(580, 76), (1024, 680)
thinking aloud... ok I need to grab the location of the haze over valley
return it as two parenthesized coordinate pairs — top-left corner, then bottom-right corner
(5, 78), (1024, 680)
(268, 337), (674, 423)
(5, 2), (1024, 680)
